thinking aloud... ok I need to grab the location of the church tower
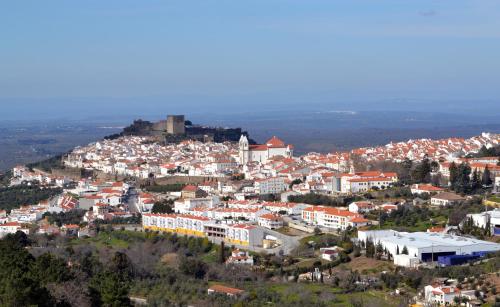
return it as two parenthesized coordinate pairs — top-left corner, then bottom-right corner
(239, 135), (250, 165)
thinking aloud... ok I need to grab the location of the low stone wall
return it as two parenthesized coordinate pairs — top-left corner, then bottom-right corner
(287, 221), (315, 233)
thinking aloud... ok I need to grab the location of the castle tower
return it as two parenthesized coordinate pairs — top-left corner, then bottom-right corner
(166, 115), (185, 135)
(239, 135), (249, 165)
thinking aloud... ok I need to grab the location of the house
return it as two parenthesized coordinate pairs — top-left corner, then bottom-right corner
(61, 224), (80, 236)
(320, 246), (343, 261)
(379, 203), (398, 213)
(424, 284), (461, 305)
(410, 184), (444, 195)
(226, 249), (254, 266)
(0, 222), (27, 235)
(181, 185), (207, 199)
(225, 224), (264, 247)
(207, 285), (245, 297)
(262, 202), (306, 215)
(258, 213), (283, 229)
(431, 192), (466, 206)
(348, 201), (374, 213)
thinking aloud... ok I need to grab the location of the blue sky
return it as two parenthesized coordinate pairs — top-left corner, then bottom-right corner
(1, 0), (500, 119)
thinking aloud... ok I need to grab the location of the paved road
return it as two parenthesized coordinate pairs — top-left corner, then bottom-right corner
(125, 187), (140, 213)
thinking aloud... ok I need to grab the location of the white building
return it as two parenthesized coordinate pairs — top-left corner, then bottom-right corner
(430, 192), (466, 206)
(465, 209), (500, 236)
(174, 196), (220, 214)
(254, 177), (287, 195)
(494, 176), (500, 194)
(258, 213), (283, 229)
(348, 201), (374, 213)
(302, 206), (371, 230)
(358, 230), (500, 263)
(393, 254), (420, 268)
(226, 249), (254, 266)
(239, 135), (293, 165)
(424, 284), (461, 305)
(410, 184), (445, 195)
(332, 171), (398, 194)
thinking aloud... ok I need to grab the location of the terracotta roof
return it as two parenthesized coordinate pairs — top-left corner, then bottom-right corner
(259, 213), (283, 221)
(182, 185), (198, 192)
(208, 285), (244, 295)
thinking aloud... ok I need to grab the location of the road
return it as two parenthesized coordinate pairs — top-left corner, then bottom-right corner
(125, 186), (140, 213)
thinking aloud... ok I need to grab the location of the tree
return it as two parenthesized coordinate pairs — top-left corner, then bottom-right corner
(151, 199), (174, 214)
(179, 257), (207, 279)
(411, 157), (432, 183)
(32, 253), (73, 285)
(471, 169), (482, 191)
(90, 272), (131, 307)
(0, 237), (55, 306)
(396, 245), (400, 255)
(449, 162), (459, 190)
(314, 227), (322, 236)
(219, 241), (226, 264)
(365, 239), (375, 258)
(482, 166), (493, 186)
(401, 246), (408, 255)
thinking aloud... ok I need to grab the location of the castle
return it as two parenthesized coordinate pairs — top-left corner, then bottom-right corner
(238, 135), (293, 165)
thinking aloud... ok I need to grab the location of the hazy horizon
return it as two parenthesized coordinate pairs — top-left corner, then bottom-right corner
(2, 1), (500, 120)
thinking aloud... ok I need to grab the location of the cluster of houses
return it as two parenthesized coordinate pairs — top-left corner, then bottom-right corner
(64, 137), (239, 178)
(351, 132), (500, 163)
(0, 177), (136, 238)
(11, 165), (71, 187)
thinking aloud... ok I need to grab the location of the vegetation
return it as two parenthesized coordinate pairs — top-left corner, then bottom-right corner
(370, 199), (486, 232)
(144, 183), (186, 193)
(151, 199), (174, 214)
(0, 171), (12, 187)
(0, 184), (62, 212)
(26, 153), (65, 172)
(469, 145), (500, 159)
(288, 193), (362, 207)
(43, 210), (86, 227)
(449, 162), (491, 194)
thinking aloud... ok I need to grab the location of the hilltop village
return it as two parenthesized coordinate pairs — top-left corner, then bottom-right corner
(1, 117), (500, 306)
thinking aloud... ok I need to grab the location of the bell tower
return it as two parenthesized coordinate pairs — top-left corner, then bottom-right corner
(239, 135), (249, 165)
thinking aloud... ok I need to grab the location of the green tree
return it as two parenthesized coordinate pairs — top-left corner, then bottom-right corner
(402, 246), (408, 255)
(0, 236), (54, 306)
(219, 241), (226, 264)
(90, 272), (131, 307)
(482, 166), (493, 186)
(31, 253), (73, 285)
(471, 169), (482, 191)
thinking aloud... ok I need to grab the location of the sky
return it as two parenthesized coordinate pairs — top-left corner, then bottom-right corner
(1, 0), (500, 120)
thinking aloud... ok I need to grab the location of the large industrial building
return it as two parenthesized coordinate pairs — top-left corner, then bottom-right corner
(358, 230), (500, 262)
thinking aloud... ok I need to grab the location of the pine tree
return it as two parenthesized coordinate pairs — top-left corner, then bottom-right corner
(219, 241), (226, 264)
(482, 166), (492, 186)
(402, 246), (408, 255)
(449, 162), (458, 189)
(471, 169), (481, 191)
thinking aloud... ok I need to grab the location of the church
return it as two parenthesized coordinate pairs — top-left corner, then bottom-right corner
(238, 135), (293, 165)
